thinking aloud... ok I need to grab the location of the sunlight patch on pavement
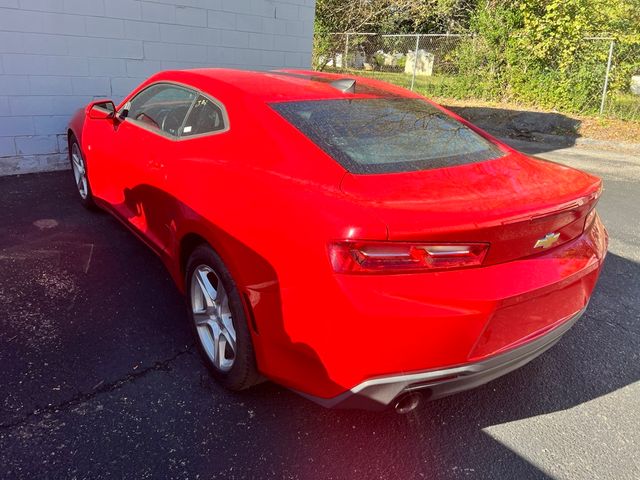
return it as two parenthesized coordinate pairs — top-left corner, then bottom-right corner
(482, 381), (640, 480)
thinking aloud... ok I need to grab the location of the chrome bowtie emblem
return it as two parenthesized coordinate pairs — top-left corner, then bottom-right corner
(534, 232), (561, 249)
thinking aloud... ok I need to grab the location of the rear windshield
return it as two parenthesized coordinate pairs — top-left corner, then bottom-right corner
(271, 98), (503, 174)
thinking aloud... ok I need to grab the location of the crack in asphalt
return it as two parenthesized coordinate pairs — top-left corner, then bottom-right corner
(0, 345), (195, 431)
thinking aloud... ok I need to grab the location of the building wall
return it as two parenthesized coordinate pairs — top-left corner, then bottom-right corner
(0, 0), (315, 175)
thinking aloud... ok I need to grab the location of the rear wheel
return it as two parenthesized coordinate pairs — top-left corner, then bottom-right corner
(69, 136), (96, 209)
(186, 244), (260, 390)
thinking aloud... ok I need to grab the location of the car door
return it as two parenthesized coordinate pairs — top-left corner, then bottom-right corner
(112, 83), (197, 254)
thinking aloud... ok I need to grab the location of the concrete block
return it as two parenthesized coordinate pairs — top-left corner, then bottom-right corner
(42, 152), (69, 171)
(274, 34), (303, 52)
(51, 95), (92, 115)
(144, 42), (178, 61)
(236, 14), (262, 33)
(207, 46), (225, 64)
(262, 18), (287, 35)
(2, 54), (45, 74)
(161, 60), (206, 70)
(0, 137), (16, 157)
(34, 115), (71, 135)
(176, 44), (207, 63)
(9, 96), (55, 116)
(63, 0), (104, 16)
(160, 24), (216, 46)
(21, 33), (68, 55)
(88, 57), (127, 76)
(20, 0), (63, 11)
(85, 16), (125, 39)
(126, 59), (162, 77)
(0, 152), (68, 174)
(0, 8), (45, 33)
(0, 31), (25, 54)
(275, 3), (298, 20)
(142, 1), (176, 23)
(108, 39), (144, 59)
(0, 75), (31, 95)
(71, 77), (111, 96)
(298, 4), (314, 21)
(15, 135), (59, 155)
(284, 51), (303, 67)
(249, 33), (274, 50)
(176, 6), (207, 27)
(46, 56), (89, 76)
(0, 156), (40, 175)
(124, 20), (161, 41)
(151, 0), (218, 8)
(57, 134), (68, 154)
(207, 10), (236, 30)
(105, 0), (142, 20)
(111, 77), (143, 97)
(261, 50), (284, 67)
(67, 37), (110, 57)
(29, 76), (73, 95)
(41, 12), (86, 35)
(0, 96), (8, 114)
(285, 20), (303, 37)
(218, 30), (249, 48)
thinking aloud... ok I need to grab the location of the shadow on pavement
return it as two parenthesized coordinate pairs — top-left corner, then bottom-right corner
(446, 105), (581, 154)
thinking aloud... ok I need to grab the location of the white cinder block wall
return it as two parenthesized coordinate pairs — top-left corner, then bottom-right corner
(0, 0), (316, 175)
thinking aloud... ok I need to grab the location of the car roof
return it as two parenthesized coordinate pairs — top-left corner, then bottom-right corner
(148, 68), (419, 103)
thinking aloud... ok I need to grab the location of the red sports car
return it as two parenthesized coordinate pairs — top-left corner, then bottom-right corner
(68, 69), (607, 412)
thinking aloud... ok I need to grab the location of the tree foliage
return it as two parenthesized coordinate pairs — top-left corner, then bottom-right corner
(314, 0), (640, 114)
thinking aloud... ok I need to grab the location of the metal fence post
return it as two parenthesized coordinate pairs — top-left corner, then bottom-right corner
(600, 40), (615, 115)
(343, 33), (349, 70)
(410, 34), (420, 91)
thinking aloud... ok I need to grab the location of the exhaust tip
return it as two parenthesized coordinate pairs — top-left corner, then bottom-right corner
(394, 392), (422, 414)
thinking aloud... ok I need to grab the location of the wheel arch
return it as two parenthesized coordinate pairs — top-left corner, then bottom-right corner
(178, 232), (209, 278)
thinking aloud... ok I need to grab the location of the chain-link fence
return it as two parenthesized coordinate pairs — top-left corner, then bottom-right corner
(313, 33), (640, 121)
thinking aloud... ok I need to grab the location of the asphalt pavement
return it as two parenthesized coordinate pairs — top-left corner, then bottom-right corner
(0, 140), (638, 479)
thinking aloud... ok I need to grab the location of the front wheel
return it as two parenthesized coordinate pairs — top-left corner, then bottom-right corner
(69, 136), (96, 209)
(185, 244), (260, 391)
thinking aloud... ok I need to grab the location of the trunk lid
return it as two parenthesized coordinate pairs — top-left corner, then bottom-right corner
(340, 153), (601, 265)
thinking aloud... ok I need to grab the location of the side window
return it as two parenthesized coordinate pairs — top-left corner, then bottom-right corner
(126, 84), (196, 137)
(180, 95), (226, 137)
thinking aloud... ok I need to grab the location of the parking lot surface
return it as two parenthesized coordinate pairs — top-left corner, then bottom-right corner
(1, 141), (639, 479)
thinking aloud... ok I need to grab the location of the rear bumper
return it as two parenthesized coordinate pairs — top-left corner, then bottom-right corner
(299, 306), (586, 410)
(254, 214), (607, 405)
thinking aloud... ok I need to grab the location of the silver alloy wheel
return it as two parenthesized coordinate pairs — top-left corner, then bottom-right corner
(190, 265), (237, 372)
(71, 143), (88, 199)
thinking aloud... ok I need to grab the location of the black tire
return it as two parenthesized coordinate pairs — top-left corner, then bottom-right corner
(185, 244), (260, 391)
(69, 135), (96, 210)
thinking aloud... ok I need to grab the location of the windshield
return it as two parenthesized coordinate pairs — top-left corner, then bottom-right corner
(271, 98), (504, 174)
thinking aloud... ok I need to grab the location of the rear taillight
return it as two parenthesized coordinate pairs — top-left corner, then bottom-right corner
(328, 241), (489, 274)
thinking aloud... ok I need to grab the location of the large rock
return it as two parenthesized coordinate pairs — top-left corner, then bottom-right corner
(325, 53), (342, 68)
(380, 52), (404, 67)
(347, 52), (365, 69)
(631, 75), (640, 95)
(404, 49), (434, 76)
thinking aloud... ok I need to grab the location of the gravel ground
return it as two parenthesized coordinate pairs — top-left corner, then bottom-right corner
(0, 140), (638, 479)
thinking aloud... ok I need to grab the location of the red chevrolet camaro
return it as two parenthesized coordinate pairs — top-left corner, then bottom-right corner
(68, 69), (607, 412)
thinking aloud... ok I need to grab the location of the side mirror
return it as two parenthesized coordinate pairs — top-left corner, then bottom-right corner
(88, 100), (116, 120)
